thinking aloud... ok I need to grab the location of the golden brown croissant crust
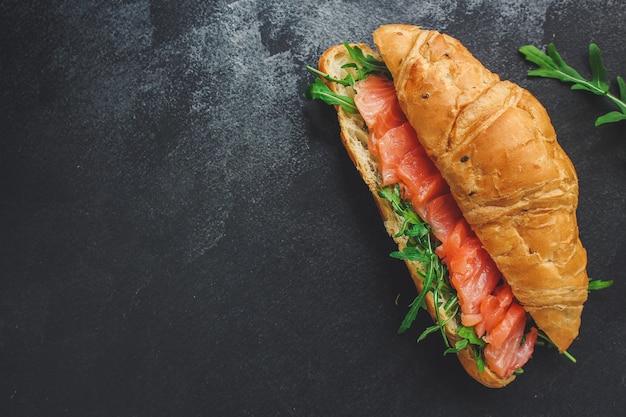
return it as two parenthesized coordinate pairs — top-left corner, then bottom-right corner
(373, 24), (588, 352)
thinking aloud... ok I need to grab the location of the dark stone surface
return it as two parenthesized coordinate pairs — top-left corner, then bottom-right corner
(1, 1), (625, 415)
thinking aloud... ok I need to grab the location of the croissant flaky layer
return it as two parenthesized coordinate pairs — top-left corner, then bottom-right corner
(373, 24), (588, 352)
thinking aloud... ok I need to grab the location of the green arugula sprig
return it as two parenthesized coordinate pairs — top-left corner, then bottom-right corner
(341, 42), (391, 80)
(445, 326), (487, 373)
(378, 185), (486, 369)
(519, 43), (626, 126)
(303, 78), (358, 113)
(304, 43), (390, 114)
(378, 185), (449, 337)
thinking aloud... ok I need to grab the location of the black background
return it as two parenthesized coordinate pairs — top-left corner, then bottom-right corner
(2, 1), (626, 416)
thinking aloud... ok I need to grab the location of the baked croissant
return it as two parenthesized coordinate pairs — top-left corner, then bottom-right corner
(372, 24), (588, 352)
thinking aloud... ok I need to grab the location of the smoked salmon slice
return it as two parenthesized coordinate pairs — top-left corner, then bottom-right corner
(353, 74), (537, 379)
(476, 282), (514, 337)
(449, 236), (500, 318)
(354, 75), (407, 156)
(397, 149), (448, 215)
(377, 122), (420, 186)
(484, 306), (538, 378)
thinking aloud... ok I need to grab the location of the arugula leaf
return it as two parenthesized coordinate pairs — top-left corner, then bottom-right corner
(341, 42), (392, 80)
(444, 326), (486, 354)
(305, 65), (356, 87)
(417, 323), (444, 342)
(444, 326), (486, 372)
(390, 246), (428, 263)
(519, 43), (626, 126)
(588, 277), (614, 291)
(520, 44), (583, 81)
(303, 77), (357, 114)
(617, 76), (626, 102)
(587, 43), (610, 93)
(595, 111), (626, 125)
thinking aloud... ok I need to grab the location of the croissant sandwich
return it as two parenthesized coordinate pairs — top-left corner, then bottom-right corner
(305, 24), (591, 388)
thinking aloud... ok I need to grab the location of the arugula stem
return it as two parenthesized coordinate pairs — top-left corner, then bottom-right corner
(567, 74), (626, 113)
(561, 349), (578, 364)
(536, 331), (577, 363)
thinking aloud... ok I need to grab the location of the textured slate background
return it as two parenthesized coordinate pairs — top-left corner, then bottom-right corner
(1, 0), (625, 416)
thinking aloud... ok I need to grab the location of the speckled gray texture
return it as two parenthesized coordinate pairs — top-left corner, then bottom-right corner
(1, 0), (626, 415)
